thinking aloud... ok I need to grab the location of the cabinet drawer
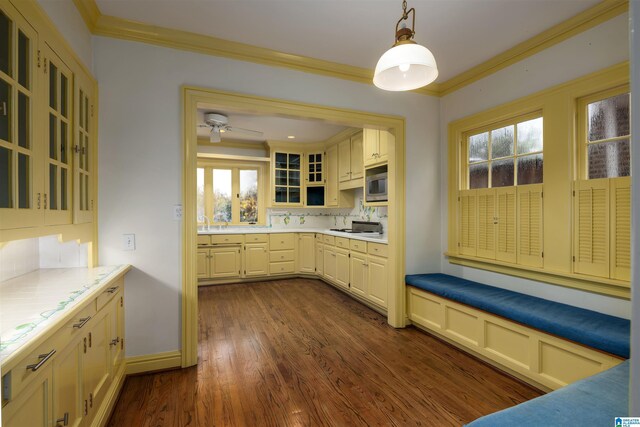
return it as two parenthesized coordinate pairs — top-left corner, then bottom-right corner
(270, 250), (295, 262)
(323, 235), (335, 245)
(211, 235), (244, 245)
(349, 239), (367, 253)
(96, 277), (123, 311)
(270, 261), (295, 275)
(197, 235), (211, 246)
(335, 237), (349, 249)
(368, 242), (388, 257)
(316, 233), (324, 242)
(245, 234), (268, 243)
(270, 233), (295, 250)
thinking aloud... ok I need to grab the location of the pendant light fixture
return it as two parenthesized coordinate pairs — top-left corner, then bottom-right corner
(373, 0), (438, 91)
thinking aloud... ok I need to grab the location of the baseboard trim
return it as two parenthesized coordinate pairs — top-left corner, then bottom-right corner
(125, 350), (182, 375)
(94, 362), (127, 427)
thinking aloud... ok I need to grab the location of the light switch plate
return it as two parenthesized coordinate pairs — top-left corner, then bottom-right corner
(122, 234), (136, 251)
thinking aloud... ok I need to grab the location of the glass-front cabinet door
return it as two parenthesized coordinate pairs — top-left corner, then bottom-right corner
(306, 152), (323, 184)
(43, 43), (72, 225)
(273, 151), (302, 206)
(0, 6), (40, 229)
(73, 71), (93, 224)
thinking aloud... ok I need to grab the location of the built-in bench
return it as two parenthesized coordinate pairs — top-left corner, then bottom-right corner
(405, 273), (629, 390)
(466, 360), (630, 426)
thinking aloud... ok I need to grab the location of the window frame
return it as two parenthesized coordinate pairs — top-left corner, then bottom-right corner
(197, 159), (266, 226)
(462, 111), (543, 190)
(576, 85), (631, 180)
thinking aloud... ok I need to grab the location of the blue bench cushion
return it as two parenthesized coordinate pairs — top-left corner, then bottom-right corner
(465, 360), (630, 426)
(405, 273), (630, 358)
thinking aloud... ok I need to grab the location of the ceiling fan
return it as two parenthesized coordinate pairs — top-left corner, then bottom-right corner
(198, 112), (263, 143)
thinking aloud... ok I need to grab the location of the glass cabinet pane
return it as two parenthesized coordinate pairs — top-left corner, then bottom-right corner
(60, 122), (67, 163)
(0, 11), (11, 77)
(60, 74), (68, 118)
(60, 168), (67, 210)
(84, 135), (89, 171)
(49, 63), (57, 109)
(83, 175), (89, 210)
(275, 153), (287, 169)
(0, 146), (12, 208)
(0, 78), (10, 142)
(49, 164), (57, 210)
(275, 187), (286, 203)
(275, 169), (287, 186)
(289, 188), (300, 203)
(288, 170), (300, 187)
(17, 30), (29, 89)
(49, 113), (56, 159)
(18, 152), (29, 208)
(84, 96), (89, 130)
(289, 153), (300, 170)
(18, 92), (28, 148)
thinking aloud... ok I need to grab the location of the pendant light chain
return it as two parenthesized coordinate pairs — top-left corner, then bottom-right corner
(402, 0), (408, 18)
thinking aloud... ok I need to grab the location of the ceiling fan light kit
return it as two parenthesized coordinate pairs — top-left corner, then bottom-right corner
(373, 0), (438, 92)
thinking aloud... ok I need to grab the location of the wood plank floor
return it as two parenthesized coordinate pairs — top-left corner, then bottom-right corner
(107, 279), (542, 426)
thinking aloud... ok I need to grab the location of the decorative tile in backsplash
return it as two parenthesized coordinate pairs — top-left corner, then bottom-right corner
(268, 189), (388, 233)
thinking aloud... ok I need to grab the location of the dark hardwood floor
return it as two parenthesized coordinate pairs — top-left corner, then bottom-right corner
(107, 279), (542, 426)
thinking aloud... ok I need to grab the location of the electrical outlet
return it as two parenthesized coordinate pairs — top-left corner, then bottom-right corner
(173, 204), (183, 220)
(122, 234), (136, 251)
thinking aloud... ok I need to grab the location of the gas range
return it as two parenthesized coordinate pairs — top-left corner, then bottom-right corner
(329, 221), (383, 235)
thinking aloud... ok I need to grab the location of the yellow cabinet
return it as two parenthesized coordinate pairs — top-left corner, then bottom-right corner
(53, 337), (83, 427)
(269, 233), (296, 275)
(109, 291), (125, 370)
(73, 70), (95, 224)
(298, 233), (316, 274)
(209, 246), (242, 278)
(244, 243), (269, 277)
(2, 366), (52, 427)
(197, 249), (209, 278)
(367, 255), (388, 308)
(334, 247), (350, 289)
(363, 129), (391, 167)
(316, 241), (324, 276)
(339, 131), (364, 188)
(325, 144), (338, 207)
(82, 308), (110, 424)
(272, 151), (303, 206)
(349, 252), (367, 298)
(323, 244), (336, 282)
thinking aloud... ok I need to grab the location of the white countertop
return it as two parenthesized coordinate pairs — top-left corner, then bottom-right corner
(198, 228), (388, 244)
(0, 265), (131, 364)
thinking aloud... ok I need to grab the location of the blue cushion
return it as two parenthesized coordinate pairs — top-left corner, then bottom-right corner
(405, 274), (630, 358)
(465, 360), (630, 426)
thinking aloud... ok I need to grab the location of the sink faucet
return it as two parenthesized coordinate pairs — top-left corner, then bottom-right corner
(199, 215), (211, 231)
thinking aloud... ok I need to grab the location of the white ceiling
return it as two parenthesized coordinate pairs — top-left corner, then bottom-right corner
(197, 108), (349, 143)
(95, 0), (601, 82)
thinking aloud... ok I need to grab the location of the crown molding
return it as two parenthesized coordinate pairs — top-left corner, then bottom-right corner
(75, 0), (627, 98)
(437, 0), (628, 96)
(72, 0), (100, 32)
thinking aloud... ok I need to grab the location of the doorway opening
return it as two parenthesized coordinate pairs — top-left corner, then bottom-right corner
(181, 86), (406, 367)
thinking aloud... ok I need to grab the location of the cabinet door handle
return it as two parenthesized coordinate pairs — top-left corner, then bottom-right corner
(56, 412), (69, 426)
(105, 286), (119, 294)
(73, 316), (91, 329)
(109, 338), (120, 347)
(26, 349), (56, 371)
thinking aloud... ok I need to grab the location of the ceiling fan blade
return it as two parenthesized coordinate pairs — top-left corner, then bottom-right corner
(227, 126), (263, 136)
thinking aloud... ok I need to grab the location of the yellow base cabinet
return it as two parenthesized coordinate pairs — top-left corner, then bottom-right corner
(298, 233), (316, 274)
(335, 247), (350, 290)
(2, 276), (126, 427)
(349, 252), (367, 298)
(269, 233), (296, 275)
(209, 246), (242, 279)
(197, 250), (209, 278)
(315, 238), (324, 276)
(323, 244), (337, 282)
(367, 255), (388, 308)
(244, 243), (269, 277)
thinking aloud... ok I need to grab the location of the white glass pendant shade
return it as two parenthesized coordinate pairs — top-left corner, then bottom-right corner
(373, 43), (438, 91)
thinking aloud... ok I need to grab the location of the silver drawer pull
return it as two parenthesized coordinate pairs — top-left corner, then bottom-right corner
(26, 349), (56, 371)
(106, 286), (119, 294)
(73, 316), (92, 329)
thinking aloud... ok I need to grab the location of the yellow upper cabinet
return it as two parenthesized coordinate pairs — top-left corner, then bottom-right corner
(338, 130), (363, 189)
(0, 1), (97, 236)
(0, 5), (40, 229)
(271, 150), (303, 207)
(325, 144), (338, 207)
(363, 128), (390, 167)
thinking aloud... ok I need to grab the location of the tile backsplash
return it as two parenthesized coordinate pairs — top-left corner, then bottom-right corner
(267, 189), (388, 234)
(0, 236), (89, 283)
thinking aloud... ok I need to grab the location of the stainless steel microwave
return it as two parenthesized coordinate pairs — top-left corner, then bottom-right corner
(365, 172), (388, 202)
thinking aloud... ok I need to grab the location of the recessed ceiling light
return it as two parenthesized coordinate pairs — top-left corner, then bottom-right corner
(287, 135), (295, 139)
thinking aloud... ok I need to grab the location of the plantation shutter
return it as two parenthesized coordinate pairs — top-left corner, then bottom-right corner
(610, 177), (631, 281)
(574, 179), (609, 278)
(477, 189), (496, 259)
(458, 190), (477, 256)
(496, 187), (517, 263)
(517, 184), (543, 267)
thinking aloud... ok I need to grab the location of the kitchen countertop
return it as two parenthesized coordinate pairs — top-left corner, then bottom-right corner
(0, 264), (131, 366)
(198, 228), (388, 244)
